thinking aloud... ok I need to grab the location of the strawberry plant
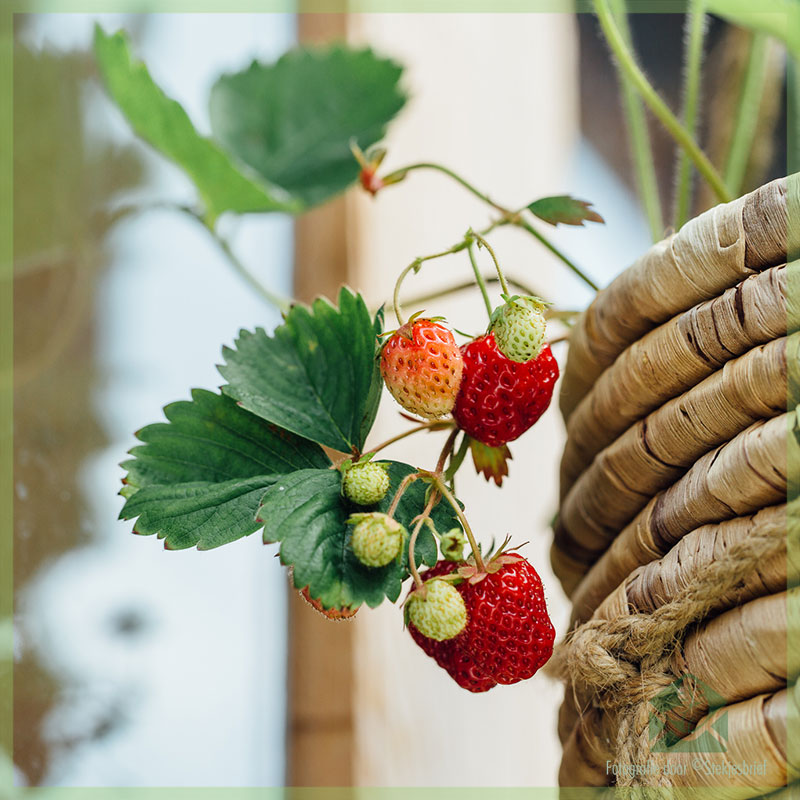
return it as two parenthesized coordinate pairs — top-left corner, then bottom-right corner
(95, 2), (793, 693)
(94, 23), (585, 691)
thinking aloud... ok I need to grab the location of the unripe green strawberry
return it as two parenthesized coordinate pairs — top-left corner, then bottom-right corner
(406, 579), (468, 641)
(491, 296), (547, 363)
(440, 528), (466, 561)
(347, 512), (405, 568)
(341, 460), (390, 506)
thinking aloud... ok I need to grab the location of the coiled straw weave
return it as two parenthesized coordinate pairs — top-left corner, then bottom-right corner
(551, 175), (798, 795)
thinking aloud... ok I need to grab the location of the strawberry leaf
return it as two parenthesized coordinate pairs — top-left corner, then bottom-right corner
(219, 287), (381, 454)
(119, 389), (329, 550)
(526, 195), (604, 227)
(122, 477), (278, 551)
(93, 26), (299, 221)
(258, 462), (457, 610)
(469, 438), (512, 487)
(209, 45), (407, 208)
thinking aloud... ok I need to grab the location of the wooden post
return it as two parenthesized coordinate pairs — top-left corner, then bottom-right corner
(287, 10), (357, 788)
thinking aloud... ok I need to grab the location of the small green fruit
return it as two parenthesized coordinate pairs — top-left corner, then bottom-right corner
(348, 512), (405, 568)
(440, 528), (467, 562)
(342, 461), (390, 506)
(492, 296), (547, 363)
(407, 579), (468, 641)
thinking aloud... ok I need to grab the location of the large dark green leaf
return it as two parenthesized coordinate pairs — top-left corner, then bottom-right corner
(209, 45), (406, 208)
(122, 477), (276, 551)
(119, 389), (330, 550)
(219, 287), (381, 454)
(93, 26), (300, 221)
(258, 462), (457, 610)
(121, 388), (329, 494)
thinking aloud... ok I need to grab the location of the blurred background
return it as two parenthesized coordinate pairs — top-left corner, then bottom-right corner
(11, 9), (788, 789)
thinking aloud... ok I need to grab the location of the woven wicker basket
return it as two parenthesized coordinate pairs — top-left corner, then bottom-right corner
(551, 174), (799, 795)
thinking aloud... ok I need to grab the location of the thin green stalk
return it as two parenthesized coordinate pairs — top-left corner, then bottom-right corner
(471, 231), (510, 296)
(514, 218), (600, 291)
(408, 493), (437, 590)
(434, 478), (486, 573)
(381, 162), (505, 212)
(607, 0), (664, 241)
(368, 421), (452, 456)
(381, 162), (598, 292)
(594, 0), (732, 205)
(467, 241), (494, 319)
(674, 0), (707, 230)
(205, 222), (292, 313)
(724, 31), (770, 197)
(400, 275), (543, 312)
(386, 472), (421, 520)
(391, 220), (509, 326)
(393, 249), (460, 327)
(104, 201), (293, 311)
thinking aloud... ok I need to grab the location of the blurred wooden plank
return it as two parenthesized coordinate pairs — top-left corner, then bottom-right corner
(287, 10), (355, 788)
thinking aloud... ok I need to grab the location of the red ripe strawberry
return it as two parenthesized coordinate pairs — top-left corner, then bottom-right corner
(453, 332), (558, 447)
(407, 554), (555, 690)
(406, 560), (497, 693)
(458, 554), (555, 685)
(380, 317), (464, 419)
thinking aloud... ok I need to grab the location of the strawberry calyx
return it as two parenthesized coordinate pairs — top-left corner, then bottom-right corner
(456, 537), (524, 584)
(338, 451), (386, 474)
(401, 570), (465, 613)
(468, 438), (512, 486)
(381, 311), (448, 342)
(403, 575), (469, 641)
(488, 293), (549, 327)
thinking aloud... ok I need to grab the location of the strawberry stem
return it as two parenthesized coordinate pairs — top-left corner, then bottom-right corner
(391, 216), (518, 326)
(368, 420), (453, 456)
(470, 231), (510, 297)
(379, 161), (600, 292)
(381, 162), (506, 212)
(513, 218), (600, 292)
(467, 240), (494, 320)
(433, 478), (486, 573)
(407, 492), (438, 590)
(435, 428), (461, 475)
(386, 472), (421, 520)
(399, 275), (544, 312)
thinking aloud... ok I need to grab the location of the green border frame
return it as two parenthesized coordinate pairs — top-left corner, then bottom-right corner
(1, 3), (797, 798)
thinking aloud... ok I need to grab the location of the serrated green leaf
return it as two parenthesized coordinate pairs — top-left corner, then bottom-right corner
(209, 45), (406, 208)
(122, 477), (276, 551)
(219, 287), (381, 454)
(527, 195), (605, 227)
(93, 26), (300, 220)
(119, 389), (330, 550)
(258, 462), (455, 610)
(121, 388), (329, 491)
